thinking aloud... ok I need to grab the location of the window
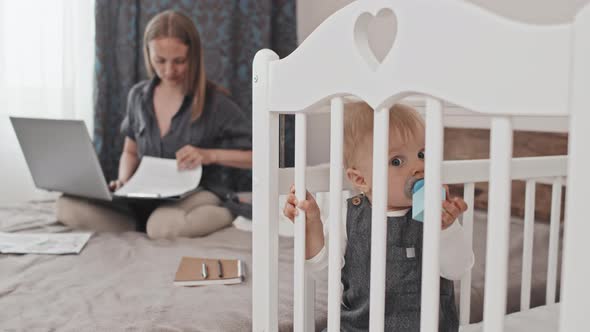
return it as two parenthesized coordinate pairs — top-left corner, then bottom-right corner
(0, 0), (94, 204)
(0, 0), (95, 128)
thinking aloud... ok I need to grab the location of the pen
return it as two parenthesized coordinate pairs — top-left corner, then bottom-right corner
(201, 263), (208, 279)
(217, 260), (223, 278)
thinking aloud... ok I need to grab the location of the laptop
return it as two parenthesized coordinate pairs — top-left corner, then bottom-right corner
(10, 117), (114, 201)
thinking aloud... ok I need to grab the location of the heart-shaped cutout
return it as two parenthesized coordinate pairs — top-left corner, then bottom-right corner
(353, 8), (397, 71)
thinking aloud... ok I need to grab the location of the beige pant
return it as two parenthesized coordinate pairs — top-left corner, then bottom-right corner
(56, 191), (233, 239)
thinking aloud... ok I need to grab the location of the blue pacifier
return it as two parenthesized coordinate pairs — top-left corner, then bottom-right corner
(411, 179), (446, 222)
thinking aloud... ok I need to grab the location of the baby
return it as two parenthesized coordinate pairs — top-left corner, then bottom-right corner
(283, 102), (474, 331)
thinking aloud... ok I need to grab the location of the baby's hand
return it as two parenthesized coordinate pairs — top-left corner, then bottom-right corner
(441, 186), (468, 229)
(283, 185), (322, 226)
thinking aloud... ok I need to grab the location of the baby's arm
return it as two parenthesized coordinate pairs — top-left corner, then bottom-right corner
(439, 195), (475, 280)
(283, 185), (325, 260)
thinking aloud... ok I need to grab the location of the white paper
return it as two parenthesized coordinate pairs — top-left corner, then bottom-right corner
(114, 156), (202, 198)
(0, 232), (92, 254)
(0, 233), (47, 251)
(0, 202), (58, 232)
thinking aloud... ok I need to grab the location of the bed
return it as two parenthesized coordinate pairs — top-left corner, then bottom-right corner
(0, 200), (323, 331)
(1, 198), (561, 331)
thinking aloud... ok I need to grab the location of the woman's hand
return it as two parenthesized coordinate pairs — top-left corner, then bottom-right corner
(175, 145), (217, 170)
(441, 186), (468, 229)
(108, 179), (126, 192)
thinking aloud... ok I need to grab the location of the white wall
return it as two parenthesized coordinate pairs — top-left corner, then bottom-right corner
(297, 0), (589, 42)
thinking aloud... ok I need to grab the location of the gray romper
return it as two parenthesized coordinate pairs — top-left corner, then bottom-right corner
(339, 194), (458, 332)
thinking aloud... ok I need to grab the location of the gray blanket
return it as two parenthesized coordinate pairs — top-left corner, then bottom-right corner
(0, 203), (560, 331)
(0, 225), (322, 331)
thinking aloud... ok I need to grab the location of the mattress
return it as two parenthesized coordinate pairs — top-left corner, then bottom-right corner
(464, 210), (562, 323)
(460, 304), (560, 332)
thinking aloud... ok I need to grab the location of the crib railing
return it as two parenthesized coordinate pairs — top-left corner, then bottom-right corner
(254, 102), (568, 332)
(275, 149), (567, 331)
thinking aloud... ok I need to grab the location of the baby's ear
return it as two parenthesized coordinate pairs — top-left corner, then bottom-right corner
(346, 167), (370, 193)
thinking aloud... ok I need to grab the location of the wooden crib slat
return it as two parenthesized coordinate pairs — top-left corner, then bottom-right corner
(305, 276), (315, 332)
(483, 116), (513, 332)
(294, 113), (313, 332)
(276, 156), (566, 195)
(521, 180), (536, 310)
(561, 6), (590, 330)
(252, 49), (280, 332)
(368, 107), (389, 332)
(421, 98), (444, 332)
(459, 182), (475, 325)
(328, 97), (344, 331)
(546, 177), (563, 304)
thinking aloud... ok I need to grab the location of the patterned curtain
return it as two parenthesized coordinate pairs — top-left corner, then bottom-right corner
(94, 0), (297, 190)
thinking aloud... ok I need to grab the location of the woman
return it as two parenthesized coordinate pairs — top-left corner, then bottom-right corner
(57, 10), (252, 239)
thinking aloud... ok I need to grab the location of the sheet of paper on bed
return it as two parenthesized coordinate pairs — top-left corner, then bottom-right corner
(0, 232), (92, 254)
(0, 203), (58, 232)
(114, 156), (202, 199)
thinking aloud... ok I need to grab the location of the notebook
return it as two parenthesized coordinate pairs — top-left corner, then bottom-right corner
(174, 257), (244, 286)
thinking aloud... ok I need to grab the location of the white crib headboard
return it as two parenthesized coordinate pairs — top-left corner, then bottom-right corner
(252, 0), (589, 331)
(266, 0), (571, 116)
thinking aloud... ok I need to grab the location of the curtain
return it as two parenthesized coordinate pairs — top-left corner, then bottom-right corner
(0, 0), (94, 123)
(0, 0), (95, 203)
(94, 0), (297, 190)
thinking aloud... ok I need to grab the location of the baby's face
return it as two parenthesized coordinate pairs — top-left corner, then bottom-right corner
(385, 128), (425, 210)
(356, 127), (425, 210)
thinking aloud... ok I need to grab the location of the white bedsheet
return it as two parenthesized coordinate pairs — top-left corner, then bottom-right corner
(460, 304), (560, 332)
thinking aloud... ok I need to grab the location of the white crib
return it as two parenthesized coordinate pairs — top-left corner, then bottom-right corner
(252, 0), (590, 331)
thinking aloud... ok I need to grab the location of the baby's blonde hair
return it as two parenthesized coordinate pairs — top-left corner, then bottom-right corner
(343, 102), (424, 168)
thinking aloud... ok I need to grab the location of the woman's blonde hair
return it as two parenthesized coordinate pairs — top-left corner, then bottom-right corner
(343, 102), (425, 168)
(143, 10), (207, 121)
